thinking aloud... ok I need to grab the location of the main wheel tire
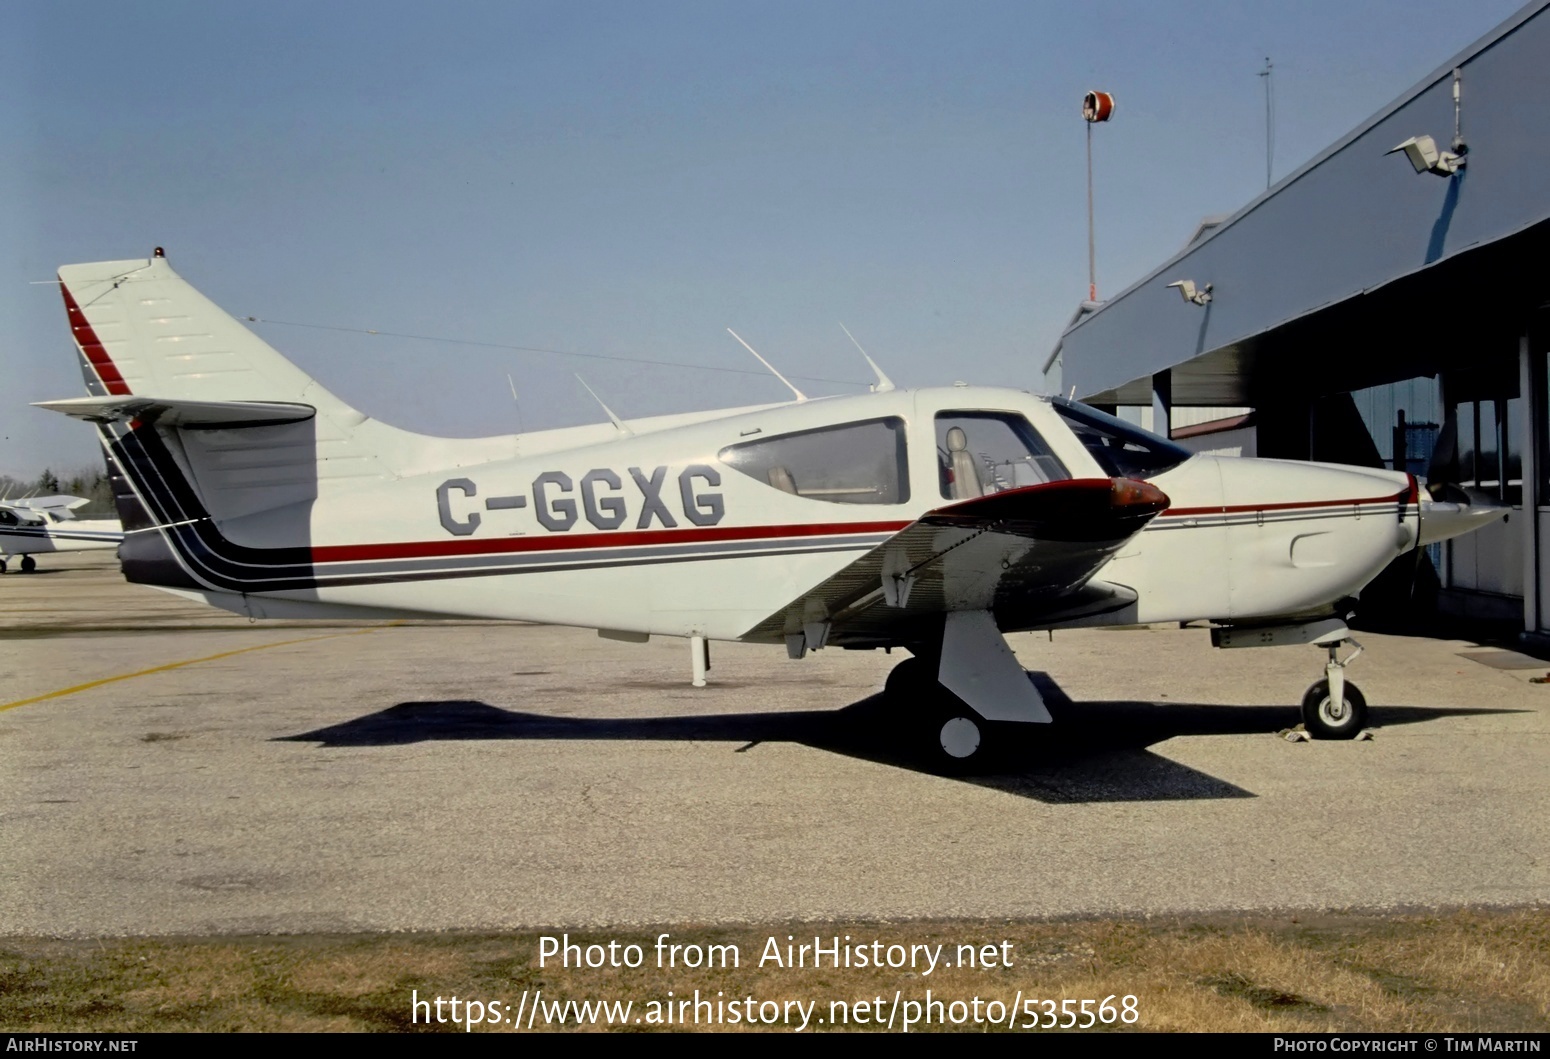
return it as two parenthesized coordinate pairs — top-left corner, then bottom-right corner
(0, 558), (7, 573)
(19, 555), (35, 574)
(1300, 678), (1367, 740)
(934, 708), (984, 759)
(884, 655), (936, 704)
(920, 699), (992, 774)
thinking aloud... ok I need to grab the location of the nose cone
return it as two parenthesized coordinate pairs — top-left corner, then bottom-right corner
(1418, 495), (1511, 545)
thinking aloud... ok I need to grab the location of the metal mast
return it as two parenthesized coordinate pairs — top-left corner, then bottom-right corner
(1259, 57), (1274, 190)
(1082, 90), (1114, 302)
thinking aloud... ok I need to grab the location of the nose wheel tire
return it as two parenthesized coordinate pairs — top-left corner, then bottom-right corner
(1300, 678), (1367, 740)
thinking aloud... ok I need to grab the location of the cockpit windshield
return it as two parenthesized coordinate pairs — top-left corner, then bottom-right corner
(1051, 398), (1193, 480)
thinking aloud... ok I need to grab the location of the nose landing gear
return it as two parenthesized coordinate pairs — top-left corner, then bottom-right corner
(1301, 637), (1367, 739)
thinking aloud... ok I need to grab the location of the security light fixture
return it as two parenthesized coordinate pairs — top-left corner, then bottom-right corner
(1388, 67), (1468, 177)
(1167, 279), (1212, 306)
(1387, 134), (1465, 177)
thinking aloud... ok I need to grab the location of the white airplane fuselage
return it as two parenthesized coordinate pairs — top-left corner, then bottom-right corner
(43, 253), (1509, 753)
(110, 384), (1418, 641)
(0, 511), (122, 559)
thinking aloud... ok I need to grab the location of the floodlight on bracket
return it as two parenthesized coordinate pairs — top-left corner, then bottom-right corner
(1387, 134), (1465, 176)
(1167, 279), (1213, 306)
(1387, 67), (1467, 177)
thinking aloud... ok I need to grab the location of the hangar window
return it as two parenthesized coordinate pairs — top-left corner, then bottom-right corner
(1052, 397), (1192, 479)
(1454, 395), (1522, 505)
(934, 411), (1069, 500)
(719, 417), (909, 505)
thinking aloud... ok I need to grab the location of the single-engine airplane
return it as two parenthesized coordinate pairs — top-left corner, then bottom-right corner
(0, 495), (123, 573)
(37, 251), (1507, 768)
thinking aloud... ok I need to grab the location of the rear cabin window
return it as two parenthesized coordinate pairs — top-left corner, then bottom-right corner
(719, 417), (909, 505)
(935, 411), (1069, 500)
(1052, 398), (1193, 480)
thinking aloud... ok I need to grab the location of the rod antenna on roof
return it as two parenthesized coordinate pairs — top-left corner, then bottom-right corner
(1259, 57), (1275, 190)
(839, 323), (895, 393)
(575, 374), (633, 435)
(506, 373), (524, 435)
(726, 328), (807, 402)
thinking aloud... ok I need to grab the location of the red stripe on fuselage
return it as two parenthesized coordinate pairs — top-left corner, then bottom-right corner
(309, 519), (912, 564)
(309, 487), (1416, 565)
(1164, 486), (1413, 518)
(60, 282), (130, 395)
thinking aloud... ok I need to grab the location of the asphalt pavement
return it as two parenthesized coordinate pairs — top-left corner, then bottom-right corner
(1, 553), (1545, 936)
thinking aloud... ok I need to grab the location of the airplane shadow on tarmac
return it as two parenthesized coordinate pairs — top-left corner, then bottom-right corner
(278, 673), (1523, 804)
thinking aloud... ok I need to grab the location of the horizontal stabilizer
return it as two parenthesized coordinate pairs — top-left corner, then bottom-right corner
(3, 495), (90, 513)
(33, 396), (316, 429)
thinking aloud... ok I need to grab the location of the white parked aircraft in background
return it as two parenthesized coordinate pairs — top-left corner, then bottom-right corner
(0, 495), (123, 573)
(36, 252), (1507, 769)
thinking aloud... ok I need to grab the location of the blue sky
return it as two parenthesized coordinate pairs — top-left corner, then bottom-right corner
(1, 0), (1530, 476)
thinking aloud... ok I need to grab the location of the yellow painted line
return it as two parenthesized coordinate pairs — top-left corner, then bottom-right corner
(0, 623), (402, 713)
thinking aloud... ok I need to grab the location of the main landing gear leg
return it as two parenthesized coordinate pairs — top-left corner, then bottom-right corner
(1301, 637), (1367, 740)
(690, 634), (709, 688)
(884, 611), (1051, 773)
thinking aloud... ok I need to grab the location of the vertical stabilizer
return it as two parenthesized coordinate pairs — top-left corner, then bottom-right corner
(58, 253), (362, 423)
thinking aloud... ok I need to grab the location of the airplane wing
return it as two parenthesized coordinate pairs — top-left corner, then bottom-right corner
(743, 477), (1168, 651)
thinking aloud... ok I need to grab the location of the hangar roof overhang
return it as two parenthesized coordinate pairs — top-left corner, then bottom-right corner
(1049, 0), (1550, 408)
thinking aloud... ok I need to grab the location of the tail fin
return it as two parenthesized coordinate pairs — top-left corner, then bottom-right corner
(57, 253), (400, 529)
(48, 253), (514, 593)
(59, 253), (361, 418)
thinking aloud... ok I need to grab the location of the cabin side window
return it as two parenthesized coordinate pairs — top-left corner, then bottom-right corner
(1051, 397), (1193, 480)
(934, 411), (1070, 500)
(718, 417), (909, 505)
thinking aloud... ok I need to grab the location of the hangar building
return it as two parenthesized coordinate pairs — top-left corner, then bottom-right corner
(1045, 0), (1550, 637)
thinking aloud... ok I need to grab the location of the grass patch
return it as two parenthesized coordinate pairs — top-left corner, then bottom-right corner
(1, 909), (1546, 1032)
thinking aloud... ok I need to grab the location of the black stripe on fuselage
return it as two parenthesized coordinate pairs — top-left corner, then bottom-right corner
(106, 423), (888, 595)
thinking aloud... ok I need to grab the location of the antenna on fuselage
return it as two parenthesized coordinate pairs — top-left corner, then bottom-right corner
(575, 374), (633, 436)
(506, 373), (525, 434)
(838, 323), (895, 393)
(726, 328), (807, 402)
